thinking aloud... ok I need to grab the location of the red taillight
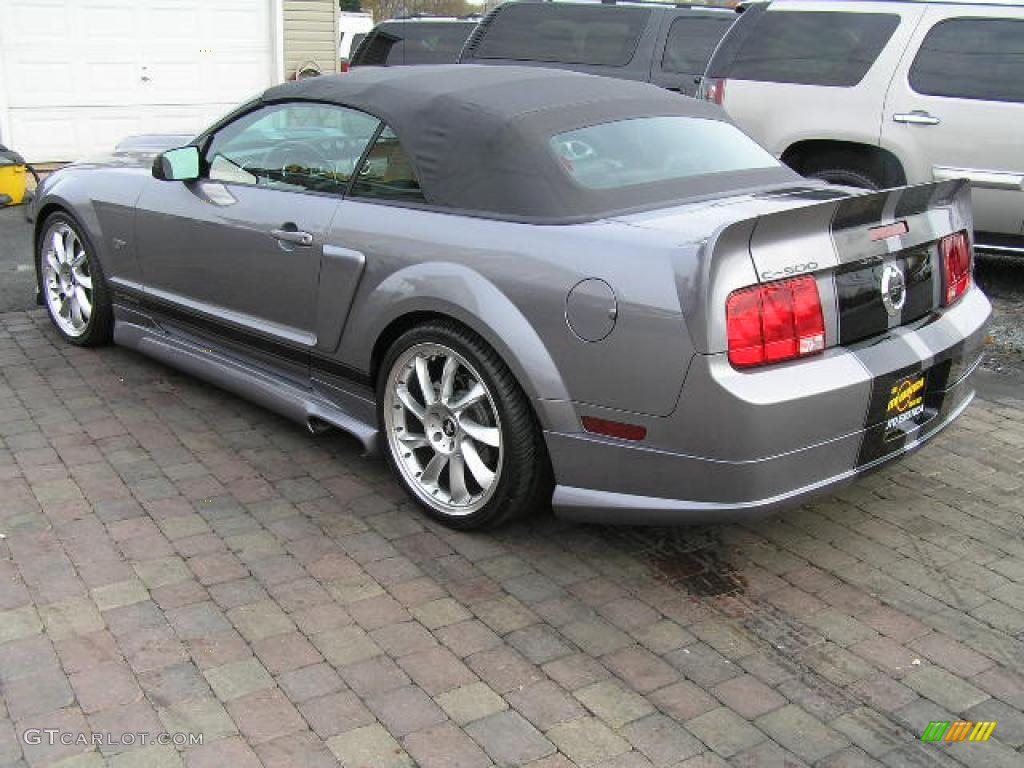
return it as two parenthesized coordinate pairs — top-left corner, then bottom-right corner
(940, 230), (971, 306)
(726, 275), (825, 368)
(702, 78), (726, 105)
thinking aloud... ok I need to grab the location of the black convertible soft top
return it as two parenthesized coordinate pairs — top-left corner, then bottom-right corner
(260, 65), (797, 222)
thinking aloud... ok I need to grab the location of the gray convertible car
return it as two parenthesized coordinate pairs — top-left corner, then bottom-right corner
(31, 66), (990, 529)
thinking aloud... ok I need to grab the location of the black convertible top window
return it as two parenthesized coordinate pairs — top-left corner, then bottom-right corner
(552, 117), (778, 190)
(259, 66), (798, 221)
(470, 4), (650, 67)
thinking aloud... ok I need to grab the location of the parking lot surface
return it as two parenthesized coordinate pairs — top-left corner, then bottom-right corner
(0, 208), (33, 319)
(1, 300), (1023, 768)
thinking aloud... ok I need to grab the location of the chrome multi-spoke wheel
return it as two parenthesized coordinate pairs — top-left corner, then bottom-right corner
(384, 343), (504, 516)
(379, 323), (550, 529)
(37, 213), (112, 347)
(41, 221), (94, 337)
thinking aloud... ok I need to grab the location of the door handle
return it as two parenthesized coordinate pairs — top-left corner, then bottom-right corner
(270, 227), (313, 246)
(893, 111), (941, 126)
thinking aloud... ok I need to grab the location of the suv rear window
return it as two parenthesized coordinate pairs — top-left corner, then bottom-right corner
(662, 16), (733, 75)
(471, 4), (650, 67)
(355, 22), (474, 66)
(550, 117), (779, 190)
(909, 18), (1024, 104)
(715, 10), (900, 87)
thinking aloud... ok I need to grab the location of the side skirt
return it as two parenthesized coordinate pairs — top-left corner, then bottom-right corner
(113, 319), (380, 455)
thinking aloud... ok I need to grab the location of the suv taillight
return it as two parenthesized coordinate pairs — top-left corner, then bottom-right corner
(940, 230), (971, 306)
(727, 276), (825, 368)
(701, 77), (726, 105)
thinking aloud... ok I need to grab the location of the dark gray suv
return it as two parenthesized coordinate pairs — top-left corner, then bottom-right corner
(459, 0), (735, 97)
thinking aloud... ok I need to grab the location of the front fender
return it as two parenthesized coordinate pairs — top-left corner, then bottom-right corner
(33, 181), (104, 255)
(32, 167), (149, 287)
(341, 261), (575, 428)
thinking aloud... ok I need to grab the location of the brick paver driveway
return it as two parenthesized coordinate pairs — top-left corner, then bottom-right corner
(1, 309), (1023, 768)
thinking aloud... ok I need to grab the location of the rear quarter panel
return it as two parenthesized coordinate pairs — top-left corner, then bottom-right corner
(330, 201), (698, 418)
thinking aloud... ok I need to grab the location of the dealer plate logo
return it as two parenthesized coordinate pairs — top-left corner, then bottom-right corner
(885, 373), (926, 436)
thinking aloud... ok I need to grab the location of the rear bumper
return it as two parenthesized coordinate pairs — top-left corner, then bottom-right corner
(547, 287), (991, 524)
(550, 383), (974, 524)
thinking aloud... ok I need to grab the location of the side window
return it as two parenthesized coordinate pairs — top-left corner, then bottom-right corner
(909, 18), (1024, 103)
(661, 16), (734, 75)
(470, 5), (650, 67)
(355, 24), (404, 66)
(722, 11), (901, 87)
(351, 127), (426, 204)
(401, 23), (475, 65)
(204, 103), (380, 194)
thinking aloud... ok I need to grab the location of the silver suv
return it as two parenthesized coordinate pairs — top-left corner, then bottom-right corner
(701, 0), (1024, 255)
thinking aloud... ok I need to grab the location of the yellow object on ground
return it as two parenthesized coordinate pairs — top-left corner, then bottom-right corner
(0, 147), (28, 205)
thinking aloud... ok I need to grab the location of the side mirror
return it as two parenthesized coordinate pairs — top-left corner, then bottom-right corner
(153, 146), (200, 181)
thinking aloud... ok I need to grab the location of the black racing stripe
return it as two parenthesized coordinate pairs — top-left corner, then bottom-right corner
(835, 259), (889, 345)
(893, 184), (936, 220)
(835, 247), (937, 346)
(901, 250), (935, 322)
(894, 179), (961, 218)
(832, 192), (889, 232)
(311, 356), (373, 387)
(143, 295), (309, 367)
(111, 287), (371, 387)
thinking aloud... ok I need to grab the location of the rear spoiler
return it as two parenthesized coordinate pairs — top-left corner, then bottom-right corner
(746, 179), (973, 282)
(691, 179), (972, 355)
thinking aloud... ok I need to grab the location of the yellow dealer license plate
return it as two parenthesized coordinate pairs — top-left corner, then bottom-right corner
(884, 373), (926, 439)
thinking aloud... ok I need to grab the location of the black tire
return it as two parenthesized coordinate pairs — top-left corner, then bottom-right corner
(36, 211), (113, 347)
(377, 320), (551, 530)
(805, 165), (881, 191)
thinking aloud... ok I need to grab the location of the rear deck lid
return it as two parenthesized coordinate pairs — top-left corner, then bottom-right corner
(614, 179), (973, 356)
(747, 180), (971, 346)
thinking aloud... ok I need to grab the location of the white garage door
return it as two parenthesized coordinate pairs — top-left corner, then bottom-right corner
(0, 0), (276, 163)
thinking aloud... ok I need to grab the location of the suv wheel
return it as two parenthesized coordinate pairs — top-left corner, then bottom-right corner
(378, 321), (550, 530)
(805, 165), (881, 191)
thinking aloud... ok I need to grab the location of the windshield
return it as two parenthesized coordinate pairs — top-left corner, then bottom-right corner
(550, 117), (779, 190)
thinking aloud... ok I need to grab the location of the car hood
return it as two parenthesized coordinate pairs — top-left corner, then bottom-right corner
(114, 134), (195, 154)
(68, 134), (195, 172)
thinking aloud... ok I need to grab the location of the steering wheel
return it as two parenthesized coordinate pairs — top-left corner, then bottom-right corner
(317, 136), (368, 173)
(557, 138), (597, 162)
(261, 140), (335, 183)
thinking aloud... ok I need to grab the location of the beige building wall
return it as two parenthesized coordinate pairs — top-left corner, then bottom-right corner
(283, 0), (339, 77)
